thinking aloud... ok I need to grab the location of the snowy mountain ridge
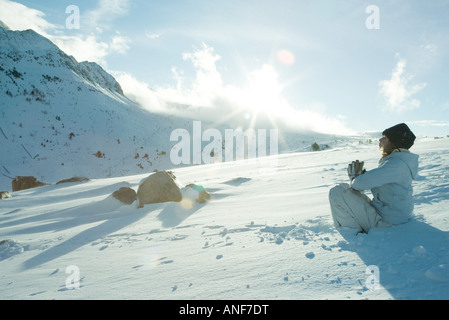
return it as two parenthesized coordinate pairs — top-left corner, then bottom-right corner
(0, 23), (123, 96)
(0, 22), (196, 190)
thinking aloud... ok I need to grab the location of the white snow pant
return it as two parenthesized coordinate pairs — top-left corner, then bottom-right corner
(329, 183), (391, 233)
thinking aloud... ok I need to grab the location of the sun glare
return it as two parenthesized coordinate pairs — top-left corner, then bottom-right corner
(247, 65), (282, 110)
(242, 64), (292, 126)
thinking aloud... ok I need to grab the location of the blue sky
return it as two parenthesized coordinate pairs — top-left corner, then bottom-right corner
(1, 0), (449, 136)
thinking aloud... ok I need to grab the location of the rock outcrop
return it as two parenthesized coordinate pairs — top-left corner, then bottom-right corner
(12, 176), (48, 192)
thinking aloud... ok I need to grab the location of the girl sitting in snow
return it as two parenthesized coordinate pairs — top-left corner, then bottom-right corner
(329, 123), (419, 233)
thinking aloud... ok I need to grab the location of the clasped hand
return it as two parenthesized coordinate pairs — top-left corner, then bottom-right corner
(347, 160), (366, 181)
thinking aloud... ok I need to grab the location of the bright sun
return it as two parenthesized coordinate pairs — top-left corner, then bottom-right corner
(242, 64), (292, 128)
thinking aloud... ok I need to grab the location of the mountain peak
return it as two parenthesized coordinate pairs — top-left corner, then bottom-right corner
(0, 25), (124, 95)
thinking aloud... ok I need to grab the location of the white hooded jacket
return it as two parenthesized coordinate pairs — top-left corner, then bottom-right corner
(350, 149), (419, 225)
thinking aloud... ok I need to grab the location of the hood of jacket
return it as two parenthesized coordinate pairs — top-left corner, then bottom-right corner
(380, 149), (419, 180)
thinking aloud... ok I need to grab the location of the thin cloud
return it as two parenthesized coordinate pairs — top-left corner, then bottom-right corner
(117, 43), (354, 135)
(112, 71), (166, 113)
(110, 34), (131, 55)
(0, 0), (58, 34)
(51, 35), (109, 64)
(409, 120), (449, 128)
(145, 30), (161, 40)
(84, 0), (131, 32)
(379, 57), (427, 113)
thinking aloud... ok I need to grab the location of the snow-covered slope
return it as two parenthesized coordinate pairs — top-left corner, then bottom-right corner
(0, 22), (196, 190)
(0, 137), (448, 300)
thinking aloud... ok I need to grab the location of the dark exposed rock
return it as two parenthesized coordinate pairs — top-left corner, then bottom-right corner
(12, 176), (48, 192)
(112, 187), (137, 205)
(56, 176), (90, 184)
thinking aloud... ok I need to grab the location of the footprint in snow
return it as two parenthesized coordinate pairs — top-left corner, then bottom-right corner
(49, 268), (60, 276)
(305, 252), (315, 259)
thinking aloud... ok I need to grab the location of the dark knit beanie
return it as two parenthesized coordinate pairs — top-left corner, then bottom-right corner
(382, 123), (416, 149)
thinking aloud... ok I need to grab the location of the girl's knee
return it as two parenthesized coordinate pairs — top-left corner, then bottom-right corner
(329, 183), (350, 199)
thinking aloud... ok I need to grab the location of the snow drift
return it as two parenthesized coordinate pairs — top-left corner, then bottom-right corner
(1, 137), (448, 300)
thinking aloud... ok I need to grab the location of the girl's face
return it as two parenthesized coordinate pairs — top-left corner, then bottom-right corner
(379, 135), (395, 155)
